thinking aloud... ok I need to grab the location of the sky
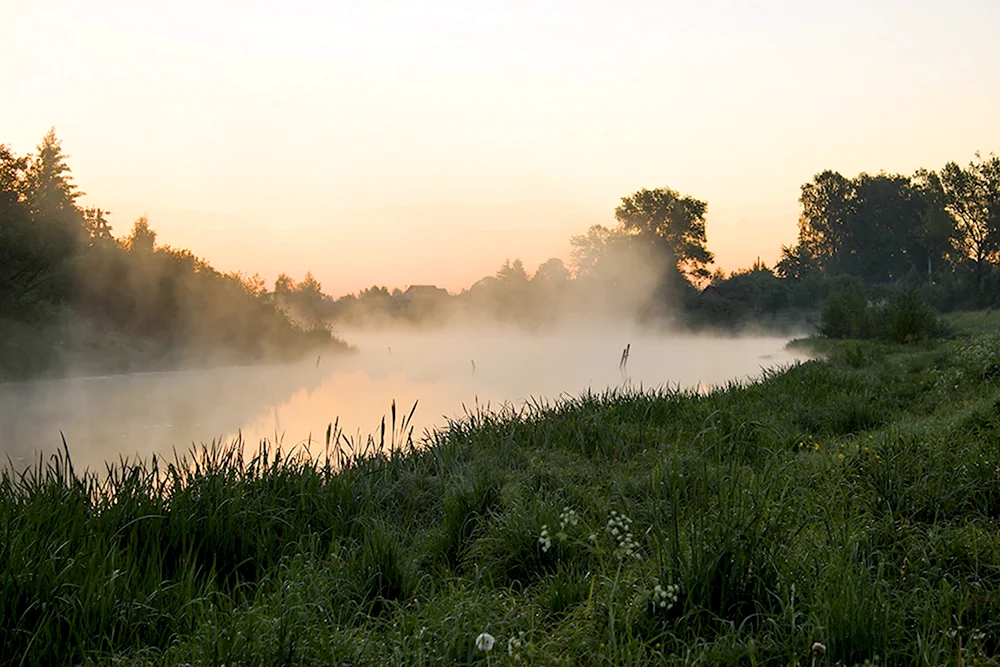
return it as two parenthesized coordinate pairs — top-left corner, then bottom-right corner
(5, 0), (1000, 296)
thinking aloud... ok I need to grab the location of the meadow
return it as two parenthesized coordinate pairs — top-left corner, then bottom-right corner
(4, 314), (1000, 665)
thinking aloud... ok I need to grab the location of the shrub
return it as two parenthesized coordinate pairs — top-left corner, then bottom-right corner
(820, 289), (869, 339)
(885, 289), (940, 344)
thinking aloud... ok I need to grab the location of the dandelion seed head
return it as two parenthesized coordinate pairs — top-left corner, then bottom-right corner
(476, 633), (495, 652)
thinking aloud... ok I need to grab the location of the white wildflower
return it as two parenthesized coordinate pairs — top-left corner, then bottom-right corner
(538, 525), (552, 553)
(507, 631), (526, 659)
(559, 507), (579, 530)
(476, 632), (495, 652)
(651, 582), (679, 611)
(605, 511), (640, 559)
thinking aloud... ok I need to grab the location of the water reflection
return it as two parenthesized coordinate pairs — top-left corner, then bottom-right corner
(0, 361), (333, 471)
(0, 329), (804, 472)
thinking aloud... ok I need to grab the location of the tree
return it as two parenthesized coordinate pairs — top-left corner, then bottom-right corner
(294, 271), (326, 327)
(82, 207), (113, 244)
(913, 169), (958, 283)
(297, 271), (323, 296)
(25, 128), (83, 219)
(570, 225), (624, 280)
(775, 243), (819, 281)
(795, 171), (927, 284)
(274, 273), (296, 296)
(123, 216), (157, 253)
(848, 173), (926, 283)
(532, 258), (571, 285)
(613, 186), (714, 282)
(797, 170), (854, 275)
(496, 258), (529, 284)
(0, 144), (44, 314)
(938, 153), (1000, 301)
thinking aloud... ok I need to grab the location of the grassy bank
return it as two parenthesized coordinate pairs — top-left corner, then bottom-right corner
(4, 322), (1000, 665)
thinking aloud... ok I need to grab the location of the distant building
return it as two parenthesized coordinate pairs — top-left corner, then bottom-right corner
(402, 285), (449, 302)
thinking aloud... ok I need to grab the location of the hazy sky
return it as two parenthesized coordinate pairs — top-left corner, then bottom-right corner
(6, 0), (1000, 295)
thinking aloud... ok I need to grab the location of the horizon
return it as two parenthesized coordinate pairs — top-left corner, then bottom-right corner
(6, 0), (1000, 295)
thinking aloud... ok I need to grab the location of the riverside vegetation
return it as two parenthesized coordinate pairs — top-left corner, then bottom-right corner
(4, 311), (1000, 666)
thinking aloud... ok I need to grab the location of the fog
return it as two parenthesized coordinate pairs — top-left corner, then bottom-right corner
(0, 325), (804, 473)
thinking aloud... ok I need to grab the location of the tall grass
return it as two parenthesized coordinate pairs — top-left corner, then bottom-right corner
(3, 329), (1000, 664)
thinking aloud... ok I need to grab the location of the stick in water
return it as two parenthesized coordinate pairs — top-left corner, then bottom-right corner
(619, 343), (630, 372)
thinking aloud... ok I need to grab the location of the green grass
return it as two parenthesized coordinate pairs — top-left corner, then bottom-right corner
(4, 320), (1000, 664)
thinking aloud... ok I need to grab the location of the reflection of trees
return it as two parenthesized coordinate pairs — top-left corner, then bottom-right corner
(0, 362), (334, 472)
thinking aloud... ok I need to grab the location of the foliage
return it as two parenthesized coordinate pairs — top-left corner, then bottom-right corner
(939, 153), (1000, 301)
(820, 284), (869, 339)
(0, 131), (345, 381)
(794, 170), (929, 284)
(614, 186), (714, 283)
(820, 285), (942, 344)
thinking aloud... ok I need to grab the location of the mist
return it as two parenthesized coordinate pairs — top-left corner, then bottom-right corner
(3, 132), (815, 474)
(0, 320), (804, 473)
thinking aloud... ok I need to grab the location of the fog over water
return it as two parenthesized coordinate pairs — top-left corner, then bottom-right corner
(0, 327), (804, 472)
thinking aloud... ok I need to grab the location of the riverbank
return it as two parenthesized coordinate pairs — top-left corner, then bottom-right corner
(3, 315), (1000, 665)
(0, 308), (353, 383)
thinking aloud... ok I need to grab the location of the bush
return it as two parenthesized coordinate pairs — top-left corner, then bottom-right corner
(884, 289), (940, 343)
(820, 289), (869, 339)
(821, 286), (942, 344)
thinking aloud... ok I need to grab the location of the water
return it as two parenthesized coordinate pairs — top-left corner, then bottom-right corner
(0, 327), (804, 472)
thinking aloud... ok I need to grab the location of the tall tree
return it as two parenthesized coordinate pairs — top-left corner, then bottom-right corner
(496, 258), (529, 284)
(124, 216), (157, 253)
(797, 170), (853, 275)
(614, 187), (714, 282)
(938, 153), (1000, 301)
(0, 145), (41, 314)
(849, 173), (926, 282)
(795, 171), (926, 283)
(26, 128), (83, 220)
(913, 169), (958, 283)
(294, 272), (326, 326)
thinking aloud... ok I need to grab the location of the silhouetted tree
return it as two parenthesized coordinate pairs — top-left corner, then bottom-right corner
(614, 186), (714, 282)
(797, 170), (852, 275)
(1, 131), (342, 380)
(25, 128), (83, 220)
(794, 171), (927, 284)
(938, 153), (1000, 301)
(293, 272), (327, 327)
(123, 216), (156, 253)
(274, 273), (295, 296)
(533, 258), (571, 285)
(82, 207), (113, 244)
(496, 258), (529, 284)
(0, 144), (42, 314)
(913, 169), (958, 283)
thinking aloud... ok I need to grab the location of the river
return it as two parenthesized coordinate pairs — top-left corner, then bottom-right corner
(0, 327), (804, 472)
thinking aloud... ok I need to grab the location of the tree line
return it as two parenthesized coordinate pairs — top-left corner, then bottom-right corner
(0, 129), (343, 380)
(316, 152), (1000, 330)
(4, 127), (997, 380)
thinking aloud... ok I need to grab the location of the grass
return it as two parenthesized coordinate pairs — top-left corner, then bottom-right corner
(4, 318), (1000, 664)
